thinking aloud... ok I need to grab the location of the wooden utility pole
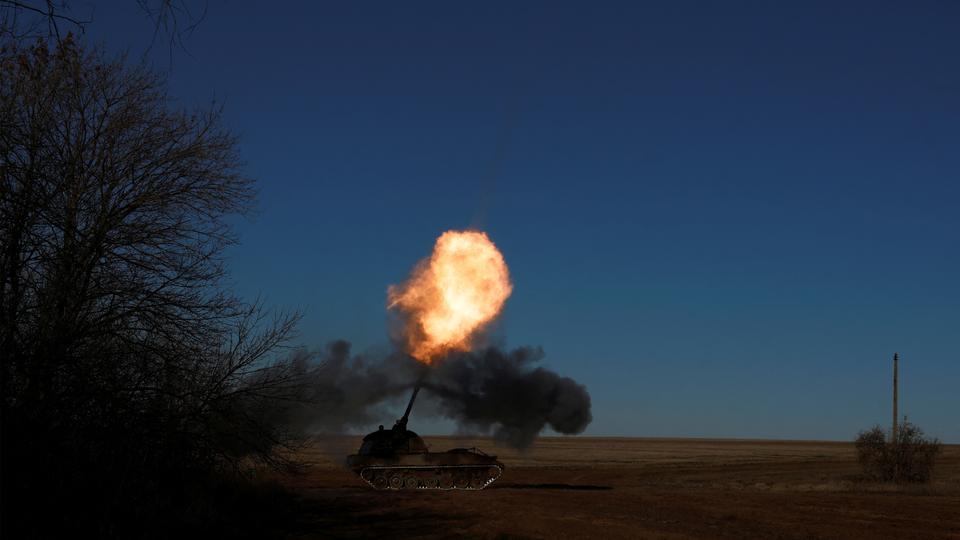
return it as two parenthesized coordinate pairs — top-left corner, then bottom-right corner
(892, 352), (899, 443)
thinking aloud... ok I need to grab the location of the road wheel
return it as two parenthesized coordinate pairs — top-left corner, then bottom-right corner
(373, 474), (388, 490)
(454, 474), (470, 489)
(389, 473), (403, 490)
(404, 476), (419, 489)
(470, 474), (486, 489)
(439, 473), (454, 489)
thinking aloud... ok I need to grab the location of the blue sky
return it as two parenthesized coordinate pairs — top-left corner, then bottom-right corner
(86, 1), (959, 442)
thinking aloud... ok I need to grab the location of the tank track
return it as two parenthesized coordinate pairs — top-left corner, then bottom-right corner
(358, 464), (503, 490)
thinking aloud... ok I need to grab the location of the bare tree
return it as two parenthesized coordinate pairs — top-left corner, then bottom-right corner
(1, 0), (202, 55)
(1, 35), (313, 538)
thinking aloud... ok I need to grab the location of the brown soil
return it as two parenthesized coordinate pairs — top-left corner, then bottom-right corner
(278, 437), (960, 539)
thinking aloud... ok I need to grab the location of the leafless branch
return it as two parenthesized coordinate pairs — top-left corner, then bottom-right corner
(0, 0), (91, 41)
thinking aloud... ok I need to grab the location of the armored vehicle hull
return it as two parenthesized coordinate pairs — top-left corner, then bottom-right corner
(347, 385), (504, 490)
(347, 446), (503, 490)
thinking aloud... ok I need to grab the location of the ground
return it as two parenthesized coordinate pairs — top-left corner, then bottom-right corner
(276, 436), (960, 539)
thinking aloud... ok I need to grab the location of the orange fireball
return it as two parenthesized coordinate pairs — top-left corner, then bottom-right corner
(388, 230), (512, 363)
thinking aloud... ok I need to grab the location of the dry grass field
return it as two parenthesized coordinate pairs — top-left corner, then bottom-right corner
(275, 436), (960, 539)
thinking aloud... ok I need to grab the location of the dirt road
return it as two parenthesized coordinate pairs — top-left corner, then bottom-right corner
(279, 437), (960, 539)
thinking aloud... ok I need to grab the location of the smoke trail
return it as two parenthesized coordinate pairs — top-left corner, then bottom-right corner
(287, 341), (592, 448)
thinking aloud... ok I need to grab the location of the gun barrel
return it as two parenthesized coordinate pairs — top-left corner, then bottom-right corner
(401, 384), (421, 423)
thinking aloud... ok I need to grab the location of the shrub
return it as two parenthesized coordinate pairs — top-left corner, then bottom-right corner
(855, 422), (941, 482)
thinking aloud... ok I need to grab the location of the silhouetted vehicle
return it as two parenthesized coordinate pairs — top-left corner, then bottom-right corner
(347, 386), (504, 490)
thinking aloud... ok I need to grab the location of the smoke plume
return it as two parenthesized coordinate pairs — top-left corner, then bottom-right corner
(428, 346), (592, 447)
(293, 341), (592, 448)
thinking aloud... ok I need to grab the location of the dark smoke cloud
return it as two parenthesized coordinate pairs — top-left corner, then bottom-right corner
(428, 347), (592, 448)
(291, 341), (418, 431)
(292, 341), (592, 448)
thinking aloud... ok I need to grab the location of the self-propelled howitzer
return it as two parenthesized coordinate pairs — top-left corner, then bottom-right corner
(346, 385), (504, 490)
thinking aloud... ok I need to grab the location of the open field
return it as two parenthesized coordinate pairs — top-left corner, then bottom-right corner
(277, 437), (960, 539)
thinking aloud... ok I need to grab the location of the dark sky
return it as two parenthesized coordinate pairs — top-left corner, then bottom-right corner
(86, 1), (959, 442)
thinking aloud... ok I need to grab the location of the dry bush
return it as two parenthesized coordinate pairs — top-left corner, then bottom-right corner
(855, 422), (941, 483)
